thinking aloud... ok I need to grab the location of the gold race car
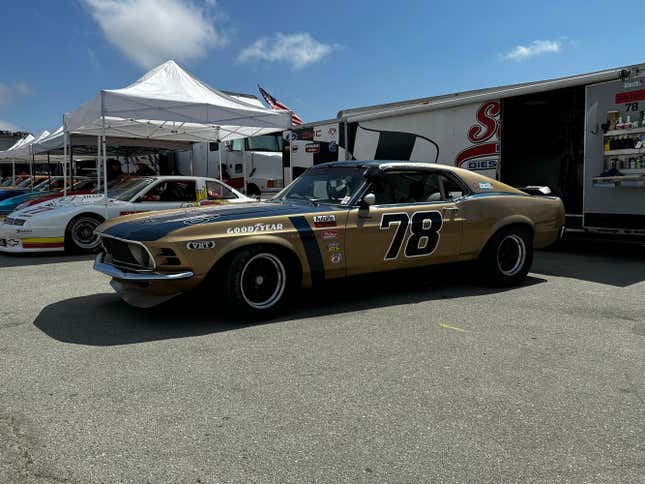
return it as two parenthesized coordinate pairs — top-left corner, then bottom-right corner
(94, 161), (565, 315)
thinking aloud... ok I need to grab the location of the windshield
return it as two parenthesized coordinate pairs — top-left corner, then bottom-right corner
(245, 135), (282, 152)
(273, 166), (366, 205)
(108, 177), (155, 201)
(16, 178), (34, 188)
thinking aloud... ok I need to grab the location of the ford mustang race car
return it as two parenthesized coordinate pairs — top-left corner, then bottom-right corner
(93, 161), (565, 315)
(0, 176), (252, 253)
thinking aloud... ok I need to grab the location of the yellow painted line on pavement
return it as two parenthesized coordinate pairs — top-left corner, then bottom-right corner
(439, 323), (467, 333)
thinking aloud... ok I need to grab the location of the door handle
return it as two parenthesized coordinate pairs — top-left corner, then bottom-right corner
(443, 207), (459, 219)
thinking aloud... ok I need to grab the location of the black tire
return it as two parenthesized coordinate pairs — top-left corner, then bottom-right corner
(221, 246), (294, 319)
(65, 214), (104, 253)
(478, 226), (533, 287)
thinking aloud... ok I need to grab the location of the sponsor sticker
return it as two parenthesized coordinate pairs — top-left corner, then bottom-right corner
(322, 230), (338, 240)
(186, 240), (215, 250)
(7, 238), (20, 247)
(327, 242), (341, 253)
(305, 142), (321, 153)
(328, 127), (337, 136)
(0, 239), (5, 247)
(313, 215), (336, 227)
(226, 223), (284, 235)
(329, 141), (338, 153)
(330, 253), (342, 264)
(477, 182), (494, 190)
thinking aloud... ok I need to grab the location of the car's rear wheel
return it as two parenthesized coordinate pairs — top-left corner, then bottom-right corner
(222, 246), (292, 318)
(65, 214), (103, 253)
(479, 226), (533, 286)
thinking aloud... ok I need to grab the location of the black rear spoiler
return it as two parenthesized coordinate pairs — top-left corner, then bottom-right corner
(519, 185), (552, 196)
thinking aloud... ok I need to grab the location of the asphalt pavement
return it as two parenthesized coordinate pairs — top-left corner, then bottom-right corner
(1, 240), (644, 483)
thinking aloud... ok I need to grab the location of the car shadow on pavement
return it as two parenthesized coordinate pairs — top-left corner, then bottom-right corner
(532, 238), (645, 287)
(0, 253), (95, 268)
(33, 266), (546, 346)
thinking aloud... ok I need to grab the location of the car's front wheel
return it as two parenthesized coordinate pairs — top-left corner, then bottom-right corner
(479, 226), (533, 287)
(65, 214), (104, 253)
(223, 247), (293, 318)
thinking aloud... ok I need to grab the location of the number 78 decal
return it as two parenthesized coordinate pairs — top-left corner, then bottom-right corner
(379, 211), (443, 260)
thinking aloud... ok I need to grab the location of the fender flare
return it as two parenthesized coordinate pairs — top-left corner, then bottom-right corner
(206, 234), (302, 275)
(477, 215), (535, 257)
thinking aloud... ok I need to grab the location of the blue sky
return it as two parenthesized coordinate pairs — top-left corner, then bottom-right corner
(1, 0), (644, 134)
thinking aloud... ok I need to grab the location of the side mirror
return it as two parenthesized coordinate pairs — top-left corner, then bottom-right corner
(360, 193), (376, 209)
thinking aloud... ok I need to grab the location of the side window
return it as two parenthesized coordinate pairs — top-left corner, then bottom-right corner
(440, 174), (467, 201)
(206, 181), (236, 200)
(371, 171), (445, 204)
(141, 181), (196, 202)
(232, 139), (243, 151)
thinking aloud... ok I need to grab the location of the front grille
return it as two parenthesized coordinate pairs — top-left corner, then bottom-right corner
(101, 237), (153, 271)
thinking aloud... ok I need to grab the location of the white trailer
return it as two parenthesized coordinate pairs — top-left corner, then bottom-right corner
(284, 63), (645, 236)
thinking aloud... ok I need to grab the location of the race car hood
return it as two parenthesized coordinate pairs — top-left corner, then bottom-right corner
(98, 201), (334, 242)
(11, 194), (125, 220)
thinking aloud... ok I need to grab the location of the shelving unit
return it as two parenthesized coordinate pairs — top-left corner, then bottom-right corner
(592, 173), (645, 189)
(603, 126), (645, 137)
(603, 148), (645, 156)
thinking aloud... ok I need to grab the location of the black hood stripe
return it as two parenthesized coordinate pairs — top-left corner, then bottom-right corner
(101, 202), (334, 241)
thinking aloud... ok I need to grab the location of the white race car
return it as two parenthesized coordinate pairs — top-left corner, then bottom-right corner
(0, 176), (253, 253)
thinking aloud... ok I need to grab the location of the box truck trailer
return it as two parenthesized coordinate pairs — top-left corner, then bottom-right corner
(283, 63), (645, 236)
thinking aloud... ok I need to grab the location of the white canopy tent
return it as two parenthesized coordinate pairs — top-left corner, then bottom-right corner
(0, 134), (35, 160)
(63, 60), (292, 201)
(0, 133), (43, 185)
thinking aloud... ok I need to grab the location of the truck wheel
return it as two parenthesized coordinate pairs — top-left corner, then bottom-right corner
(65, 214), (104, 253)
(223, 247), (291, 319)
(478, 226), (533, 287)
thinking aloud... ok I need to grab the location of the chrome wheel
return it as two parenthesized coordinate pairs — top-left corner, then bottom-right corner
(240, 253), (287, 310)
(496, 234), (526, 276)
(70, 217), (100, 250)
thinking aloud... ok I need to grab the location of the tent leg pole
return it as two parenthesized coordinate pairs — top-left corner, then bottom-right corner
(12, 161), (15, 185)
(97, 136), (101, 193)
(218, 144), (223, 181)
(63, 132), (68, 197)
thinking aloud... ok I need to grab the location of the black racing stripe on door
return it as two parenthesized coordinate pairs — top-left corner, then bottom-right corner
(289, 216), (325, 287)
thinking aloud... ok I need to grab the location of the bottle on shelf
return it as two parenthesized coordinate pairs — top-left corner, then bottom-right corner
(616, 116), (624, 130)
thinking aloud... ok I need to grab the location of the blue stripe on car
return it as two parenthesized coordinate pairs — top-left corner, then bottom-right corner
(289, 216), (325, 288)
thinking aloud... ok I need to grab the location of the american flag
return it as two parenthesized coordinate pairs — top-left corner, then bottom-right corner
(258, 85), (303, 125)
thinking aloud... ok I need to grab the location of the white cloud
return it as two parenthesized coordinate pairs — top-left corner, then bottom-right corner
(238, 32), (335, 70)
(82, 0), (227, 69)
(0, 120), (20, 131)
(0, 82), (30, 106)
(502, 40), (562, 62)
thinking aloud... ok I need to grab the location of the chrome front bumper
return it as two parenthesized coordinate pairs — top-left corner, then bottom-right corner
(93, 253), (194, 281)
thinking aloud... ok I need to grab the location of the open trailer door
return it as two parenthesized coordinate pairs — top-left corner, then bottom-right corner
(583, 73), (645, 234)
